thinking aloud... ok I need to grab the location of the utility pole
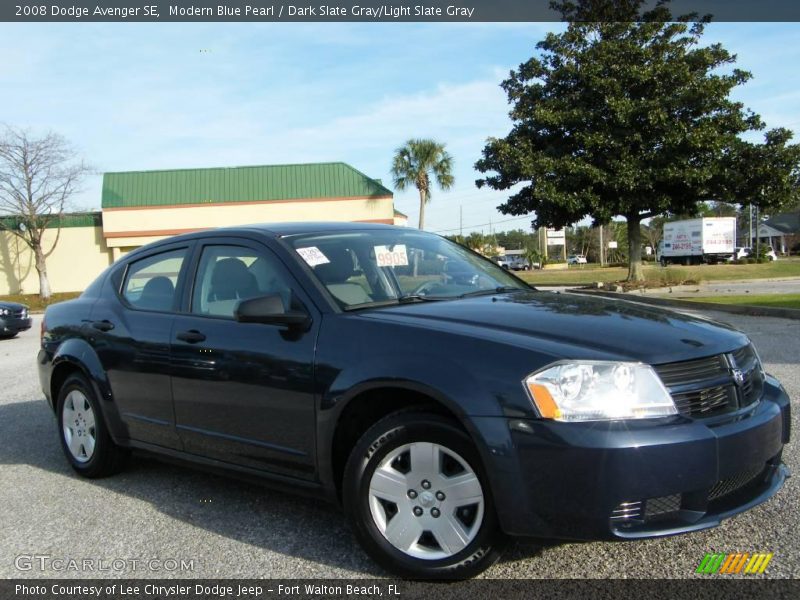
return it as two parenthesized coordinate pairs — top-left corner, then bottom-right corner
(599, 224), (605, 267)
(459, 205), (463, 237)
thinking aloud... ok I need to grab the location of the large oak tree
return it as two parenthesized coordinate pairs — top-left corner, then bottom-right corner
(475, 0), (778, 281)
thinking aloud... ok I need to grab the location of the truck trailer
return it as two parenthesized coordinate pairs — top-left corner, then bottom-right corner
(657, 217), (736, 266)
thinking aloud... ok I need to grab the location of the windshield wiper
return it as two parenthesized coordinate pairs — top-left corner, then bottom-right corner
(397, 293), (447, 303)
(458, 286), (527, 299)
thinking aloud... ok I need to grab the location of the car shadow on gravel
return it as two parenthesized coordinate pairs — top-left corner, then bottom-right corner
(0, 398), (379, 575)
(0, 397), (559, 577)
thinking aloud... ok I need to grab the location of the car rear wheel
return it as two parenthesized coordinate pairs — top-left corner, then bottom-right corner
(57, 373), (128, 478)
(343, 411), (505, 579)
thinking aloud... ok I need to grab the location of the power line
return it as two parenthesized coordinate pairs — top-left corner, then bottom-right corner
(433, 214), (534, 234)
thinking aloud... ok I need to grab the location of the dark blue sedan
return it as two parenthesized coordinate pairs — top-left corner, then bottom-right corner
(37, 223), (791, 579)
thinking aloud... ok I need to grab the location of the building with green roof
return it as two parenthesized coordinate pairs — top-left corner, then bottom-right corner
(101, 161), (395, 257)
(0, 162), (397, 295)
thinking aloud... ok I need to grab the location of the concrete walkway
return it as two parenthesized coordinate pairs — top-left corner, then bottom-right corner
(634, 277), (800, 298)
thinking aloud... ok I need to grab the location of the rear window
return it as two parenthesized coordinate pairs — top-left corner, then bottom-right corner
(122, 249), (187, 312)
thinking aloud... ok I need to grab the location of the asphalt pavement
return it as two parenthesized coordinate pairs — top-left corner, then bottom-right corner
(0, 312), (797, 579)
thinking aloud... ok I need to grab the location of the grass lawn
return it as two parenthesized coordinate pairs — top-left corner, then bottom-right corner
(517, 258), (800, 287)
(677, 294), (800, 310)
(0, 292), (81, 312)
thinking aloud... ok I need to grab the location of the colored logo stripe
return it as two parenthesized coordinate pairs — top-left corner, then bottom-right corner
(696, 553), (773, 574)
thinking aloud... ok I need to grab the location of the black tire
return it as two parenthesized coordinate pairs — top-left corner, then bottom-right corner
(0, 333), (18, 340)
(56, 373), (128, 478)
(343, 411), (506, 580)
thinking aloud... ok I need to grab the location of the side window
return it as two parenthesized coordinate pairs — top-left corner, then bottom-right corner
(191, 245), (293, 318)
(122, 248), (186, 312)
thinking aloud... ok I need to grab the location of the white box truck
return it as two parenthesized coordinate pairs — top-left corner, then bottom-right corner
(657, 217), (736, 266)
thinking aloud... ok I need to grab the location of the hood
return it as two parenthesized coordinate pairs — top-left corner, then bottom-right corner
(0, 301), (27, 311)
(359, 291), (749, 365)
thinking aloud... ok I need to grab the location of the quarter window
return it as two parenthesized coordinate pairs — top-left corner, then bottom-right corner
(122, 249), (187, 312)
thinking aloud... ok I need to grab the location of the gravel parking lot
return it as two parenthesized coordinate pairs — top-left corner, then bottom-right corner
(0, 311), (797, 579)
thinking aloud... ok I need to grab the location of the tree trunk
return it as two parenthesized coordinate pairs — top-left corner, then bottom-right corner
(414, 188), (428, 277)
(626, 217), (644, 282)
(34, 245), (52, 300)
(417, 188), (426, 231)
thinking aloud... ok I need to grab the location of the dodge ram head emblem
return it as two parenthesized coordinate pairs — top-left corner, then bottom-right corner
(732, 368), (745, 386)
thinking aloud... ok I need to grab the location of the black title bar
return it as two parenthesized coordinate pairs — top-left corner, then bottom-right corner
(4, 1), (800, 22)
(3, 579), (800, 600)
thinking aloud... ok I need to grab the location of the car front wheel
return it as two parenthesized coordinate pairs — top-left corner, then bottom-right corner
(57, 373), (128, 478)
(343, 411), (505, 579)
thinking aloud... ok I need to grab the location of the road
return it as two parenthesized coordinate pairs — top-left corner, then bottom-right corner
(0, 312), (797, 579)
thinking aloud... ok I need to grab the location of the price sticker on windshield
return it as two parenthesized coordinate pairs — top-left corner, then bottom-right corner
(374, 244), (409, 267)
(296, 246), (330, 267)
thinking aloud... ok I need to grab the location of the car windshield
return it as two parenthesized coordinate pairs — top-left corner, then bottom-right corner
(285, 229), (529, 309)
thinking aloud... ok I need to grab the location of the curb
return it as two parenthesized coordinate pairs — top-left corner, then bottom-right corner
(569, 289), (800, 320)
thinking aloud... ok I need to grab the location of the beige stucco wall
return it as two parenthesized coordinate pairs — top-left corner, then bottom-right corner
(0, 226), (113, 295)
(0, 197), (397, 296)
(102, 197), (395, 247)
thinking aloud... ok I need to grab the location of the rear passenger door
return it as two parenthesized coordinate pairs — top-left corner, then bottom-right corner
(170, 238), (319, 479)
(89, 243), (192, 449)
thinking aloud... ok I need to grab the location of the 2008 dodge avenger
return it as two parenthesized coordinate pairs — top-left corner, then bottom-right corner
(38, 223), (791, 579)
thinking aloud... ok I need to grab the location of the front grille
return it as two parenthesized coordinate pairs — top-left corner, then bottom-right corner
(654, 344), (763, 418)
(611, 494), (682, 524)
(644, 494), (681, 519)
(653, 355), (727, 387)
(672, 385), (732, 415)
(709, 464), (766, 501)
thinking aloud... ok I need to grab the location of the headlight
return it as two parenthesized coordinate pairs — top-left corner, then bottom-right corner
(0, 308), (9, 316)
(524, 361), (677, 422)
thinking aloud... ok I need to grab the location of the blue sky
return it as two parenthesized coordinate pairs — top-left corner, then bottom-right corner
(1, 22), (798, 234)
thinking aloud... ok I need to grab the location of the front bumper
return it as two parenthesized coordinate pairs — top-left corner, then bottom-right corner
(0, 315), (32, 335)
(471, 375), (791, 540)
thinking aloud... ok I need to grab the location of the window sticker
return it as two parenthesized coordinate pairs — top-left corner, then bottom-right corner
(374, 244), (409, 267)
(296, 246), (330, 267)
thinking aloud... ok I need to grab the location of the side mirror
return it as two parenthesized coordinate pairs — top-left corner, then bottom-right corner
(235, 294), (311, 331)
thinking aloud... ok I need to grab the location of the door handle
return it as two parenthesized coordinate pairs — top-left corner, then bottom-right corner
(91, 320), (115, 332)
(176, 330), (206, 344)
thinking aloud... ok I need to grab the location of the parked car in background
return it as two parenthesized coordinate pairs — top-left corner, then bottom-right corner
(492, 255), (534, 271)
(492, 255), (513, 269)
(0, 301), (31, 339)
(729, 247), (778, 262)
(567, 254), (588, 265)
(507, 255), (533, 271)
(38, 223), (791, 579)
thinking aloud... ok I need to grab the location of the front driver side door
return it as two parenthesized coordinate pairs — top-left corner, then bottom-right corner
(170, 239), (319, 479)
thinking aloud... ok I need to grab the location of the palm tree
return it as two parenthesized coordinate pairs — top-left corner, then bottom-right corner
(391, 139), (455, 230)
